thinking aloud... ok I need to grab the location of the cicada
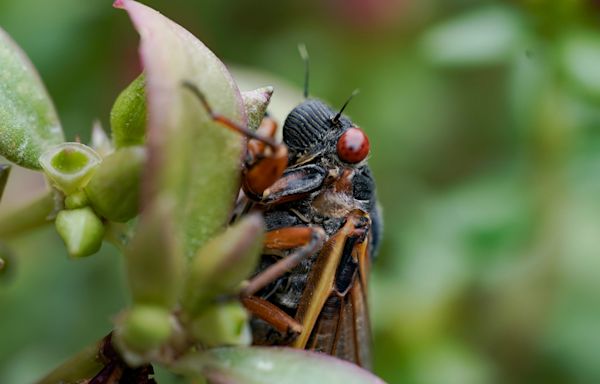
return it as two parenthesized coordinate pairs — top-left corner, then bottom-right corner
(183, 61), (382, 369)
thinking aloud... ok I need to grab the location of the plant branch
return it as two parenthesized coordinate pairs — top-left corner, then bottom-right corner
(36, 337), (107, 384)
(0, 191), (56, 238)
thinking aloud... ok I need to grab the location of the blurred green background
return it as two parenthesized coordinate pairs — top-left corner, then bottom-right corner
(2, 0), (600, 383)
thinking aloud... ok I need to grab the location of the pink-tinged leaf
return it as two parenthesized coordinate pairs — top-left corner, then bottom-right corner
(0, 27), (64, 169)
(115, 0), (245, 257)
(174, 347), (387, 384)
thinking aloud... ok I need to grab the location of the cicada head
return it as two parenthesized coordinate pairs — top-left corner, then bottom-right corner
(282, 99), (370, 166)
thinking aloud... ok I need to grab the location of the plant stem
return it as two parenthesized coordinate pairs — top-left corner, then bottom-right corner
(0, 164), (10, 202)
(0, 192), (56, 238)
(36, 338), (105, 384)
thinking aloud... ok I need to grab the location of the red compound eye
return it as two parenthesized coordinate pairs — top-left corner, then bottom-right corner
(336, 127), (370, 164)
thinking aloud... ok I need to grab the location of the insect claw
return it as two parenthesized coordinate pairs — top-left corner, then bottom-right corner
(182, 80), (279, 149)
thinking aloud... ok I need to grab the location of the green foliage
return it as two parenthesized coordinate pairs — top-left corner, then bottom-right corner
(420, 6), (525, 67)
(560, 29), (600, 100)
(0, 27), (64, 169)
(117, 0), (245, 260)
(124, 199), (182, 308)
(181, 214), (264, 316)
(174, 347), (385, 384)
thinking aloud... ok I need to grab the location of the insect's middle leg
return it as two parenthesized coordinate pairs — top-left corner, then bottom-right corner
(240, 226), (326, 337)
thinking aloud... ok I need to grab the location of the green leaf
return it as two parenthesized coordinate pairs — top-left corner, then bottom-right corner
(421, 6), (524, 67)
(174, 347), (386, 384)
(181, 213), (264, 316)
(115, 0), (245, 258)
(561, 29), (600, 100)
(0, 27), (64, 169)
(110, 73), (147, 148)
(125, 198), (182, 308)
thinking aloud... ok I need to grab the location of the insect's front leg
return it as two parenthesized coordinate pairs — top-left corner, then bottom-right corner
(182, 81), (288, 200)
(242, 117), (289, 200)
(232, 156), (329, 222)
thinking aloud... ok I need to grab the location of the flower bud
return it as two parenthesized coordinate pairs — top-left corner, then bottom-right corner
(181, 213), (264, 316)
(242, 86), (273, 131)
(55, 207), (105, 258)
(116, 305), (173, 354)
(84, 146), (145, 222)
(189, 302), (251, 347)
(111, 73), (147, 149)
(39, 143), (101, 195)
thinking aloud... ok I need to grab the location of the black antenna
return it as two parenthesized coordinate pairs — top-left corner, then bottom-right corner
(332, 89), (360, 124)
(298, 43), (309, 99)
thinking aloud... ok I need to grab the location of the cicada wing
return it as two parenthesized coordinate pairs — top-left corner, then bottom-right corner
(348, 264), (372, 369)
(305, 231), (373, 369)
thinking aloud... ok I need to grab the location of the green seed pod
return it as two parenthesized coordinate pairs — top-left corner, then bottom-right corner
(39, 143), (102, 195)
(242, 86), (273, 131)
(116, 305), (173, 354)
(189, 302), (251, 348)
(84, 146), (145, 223)
(55, 207), (105, 258)
(181, 213), (264, 316)
(110, 73), (147, 149)
(125, 199), (182, 308)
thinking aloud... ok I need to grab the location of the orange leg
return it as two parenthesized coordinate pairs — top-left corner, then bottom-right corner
(241, 296), (302, 335)
(242, 226), (326, 297)
(240, 226), (326, 336)
(242, 118), (288, 200)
